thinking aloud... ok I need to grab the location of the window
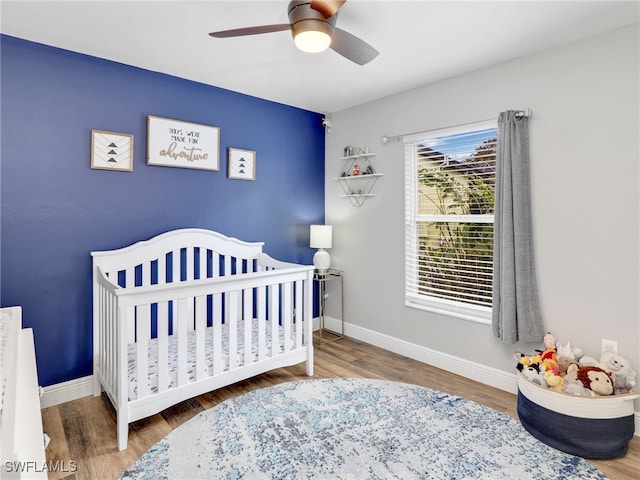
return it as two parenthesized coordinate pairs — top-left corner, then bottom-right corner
(404, 121), (497, 323)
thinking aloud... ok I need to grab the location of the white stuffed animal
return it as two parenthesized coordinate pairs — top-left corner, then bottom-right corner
(555, 341), (582, 376)
(580, 351), (636, 394)
(555, 341), (583, 362)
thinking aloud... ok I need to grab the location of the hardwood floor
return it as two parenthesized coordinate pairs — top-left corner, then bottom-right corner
(41, 335), (639, 480)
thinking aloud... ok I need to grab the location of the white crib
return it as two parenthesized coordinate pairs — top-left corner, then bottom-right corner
(91, 228), (314, 450)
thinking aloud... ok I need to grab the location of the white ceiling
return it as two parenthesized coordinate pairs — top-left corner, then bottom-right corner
(1, 0), (638, 114)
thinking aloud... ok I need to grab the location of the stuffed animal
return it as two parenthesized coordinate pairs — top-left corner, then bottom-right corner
(580, 351), (636, 395)
(556, 356), (578, 377)
(537, 332), (559, 374)
(543, 369), (564, 393)
(515, 352), (547, 388)
(563, 364), (591, 397)
(564, 364), (614, 396)
(555, 341), (581, 376)
(555, 341), (583, 362)
(579, 354), (600, 368)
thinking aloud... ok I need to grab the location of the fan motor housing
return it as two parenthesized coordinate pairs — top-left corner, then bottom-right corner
(288, 1), (337, 41)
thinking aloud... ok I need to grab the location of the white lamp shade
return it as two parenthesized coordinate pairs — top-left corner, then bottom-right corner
(310, 225), (332, 249)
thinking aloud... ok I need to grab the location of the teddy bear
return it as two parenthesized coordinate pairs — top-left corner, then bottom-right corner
(579, 351), (636, 394)
(563, 364), (614, 397)
(556, 356), (578, 377)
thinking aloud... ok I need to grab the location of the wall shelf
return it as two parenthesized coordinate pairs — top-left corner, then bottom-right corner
(335, 151), (382, 207)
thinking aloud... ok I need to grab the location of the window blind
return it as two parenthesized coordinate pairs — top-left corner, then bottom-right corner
(405, 122), (497, 320)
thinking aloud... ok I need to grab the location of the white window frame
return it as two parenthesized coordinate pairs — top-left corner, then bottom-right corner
(404, 120), (496, 324)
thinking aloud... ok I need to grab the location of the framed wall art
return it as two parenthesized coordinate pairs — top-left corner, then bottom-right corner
(147, 115), (220, 171)
(91, 129), (134, 172)
(227, 147), (256, 180)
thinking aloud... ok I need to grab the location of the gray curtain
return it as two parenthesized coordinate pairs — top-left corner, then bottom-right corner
(492, 111), (544, 343)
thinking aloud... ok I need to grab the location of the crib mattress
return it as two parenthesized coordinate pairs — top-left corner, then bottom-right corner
(128, 319), (293, 400)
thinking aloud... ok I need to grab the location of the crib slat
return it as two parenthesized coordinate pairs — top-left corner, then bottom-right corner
(211, 252), (220, 277)
(124, 267), (134, 287)
(270, 284), (279, 356)
(97, 286), (105, 386)
(176, 298), (189, 386)
(195, 295), (206, 380)
(243, 288), (252, 366)
(198, 248), (206, 280)
(97, 286), (106, 390)
(154, 256), (169, 394)
(157, 255), (167, 284)
(119, 303), (133, 437)
(136, 304), (150, 399)
(212, 293), (223, 374)
(111, 290), (118, 394)
(141, 261), (151, 287)
(224, 255), (232, 277)
(228, 290), (238, 369)
(169, 251), (179, 351)
(186, 247), (194, 281)
(283, 281), (292, 353)
(107, 290), (116, 394)
(291, 280), (302, 349)
(124, 267), (135, 343)
(171, 250), (180, 283)
(257, 285), (267, 361)
(157, 301), (169, 393)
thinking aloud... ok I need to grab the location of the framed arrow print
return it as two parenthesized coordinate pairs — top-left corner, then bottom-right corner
(227, 147), (256, 180)
(91, 129), (134, 172)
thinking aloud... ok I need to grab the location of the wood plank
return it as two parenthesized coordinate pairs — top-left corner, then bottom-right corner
(40, 406), (72, 480)
(159, 397), (204, 429)
(42, 336), (639, 480)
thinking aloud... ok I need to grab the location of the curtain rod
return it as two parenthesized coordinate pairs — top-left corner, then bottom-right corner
(381, 109), (532, 145)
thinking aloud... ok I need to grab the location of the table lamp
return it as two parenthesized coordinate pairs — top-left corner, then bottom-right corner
(310, 224), (332, 273)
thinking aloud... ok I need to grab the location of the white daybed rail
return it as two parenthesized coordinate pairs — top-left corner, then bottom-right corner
(0, 306), (47, 479)
(91, 229), (314, 450)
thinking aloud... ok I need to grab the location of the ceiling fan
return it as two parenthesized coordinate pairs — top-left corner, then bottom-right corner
(209, 0), (378, 66)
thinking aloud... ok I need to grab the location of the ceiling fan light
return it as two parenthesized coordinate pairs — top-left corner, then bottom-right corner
(294, 30), (331, 53)
(291, 18), (333, 53)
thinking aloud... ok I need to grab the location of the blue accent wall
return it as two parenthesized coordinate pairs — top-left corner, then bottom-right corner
(0, 35), (325, 387)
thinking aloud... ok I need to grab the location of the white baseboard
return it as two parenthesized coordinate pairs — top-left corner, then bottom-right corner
(40, 319), (640, 436)
(322, 316), (640, 437)
(40, 375), (94, 409)
(322, 316), (518, 393)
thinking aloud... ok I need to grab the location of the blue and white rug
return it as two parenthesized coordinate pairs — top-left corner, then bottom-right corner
(119, 378), (607, 479)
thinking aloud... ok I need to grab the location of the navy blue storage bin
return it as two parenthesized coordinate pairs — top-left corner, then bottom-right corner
(517, 374), (638, 459)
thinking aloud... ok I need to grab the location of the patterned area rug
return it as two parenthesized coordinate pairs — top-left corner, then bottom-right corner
(119, 378), (607, 479)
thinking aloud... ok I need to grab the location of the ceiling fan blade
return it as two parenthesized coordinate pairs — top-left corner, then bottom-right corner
(310, 0), (347, 18)
(331, 27), (378, 65)
(209, 24), (290, 38)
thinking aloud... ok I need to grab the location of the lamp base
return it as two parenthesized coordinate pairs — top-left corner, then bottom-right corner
(313, 249), (331, 273)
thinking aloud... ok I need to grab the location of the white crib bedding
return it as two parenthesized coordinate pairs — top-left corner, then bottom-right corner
(127, 318), (292, 401)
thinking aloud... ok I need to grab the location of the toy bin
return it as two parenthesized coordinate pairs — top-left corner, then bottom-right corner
(517, 373), (638, 459)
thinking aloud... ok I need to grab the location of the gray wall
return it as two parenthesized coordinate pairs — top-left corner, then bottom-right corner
(325, 25), (639, 410)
